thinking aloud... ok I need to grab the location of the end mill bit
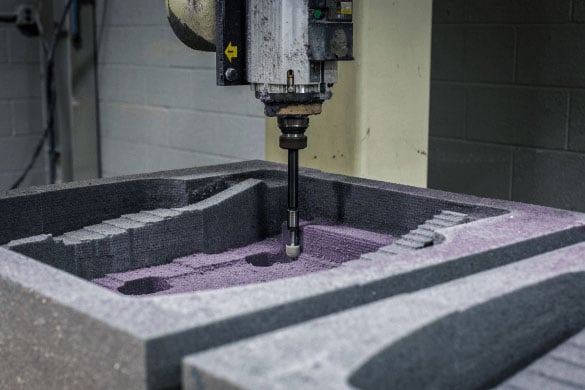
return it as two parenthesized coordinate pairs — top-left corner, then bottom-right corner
(277, 116), (309, 259)
(286, 149), (300, 258)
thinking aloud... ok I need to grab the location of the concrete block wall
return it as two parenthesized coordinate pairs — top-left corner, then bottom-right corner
(97, 0), (266, 177)
(429, 0), (585, 212)
(0, 0), (47, 191)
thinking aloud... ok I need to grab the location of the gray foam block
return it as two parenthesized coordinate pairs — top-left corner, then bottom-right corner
(183, 242), (585, 390)
(496, 327), (585, 389)
(193, 178), (265, 253)
(1, 161), (585, 389)
(5, 178), (268, 279)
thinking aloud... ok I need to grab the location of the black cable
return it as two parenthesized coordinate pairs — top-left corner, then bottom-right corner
(34, 11), (49, 55)
(48, 0), (75, 62)
(91, 0), (103, 178)
(10, 0), (74, 190)
(10, 62), (57, 190)
(46, 0), (75, 184)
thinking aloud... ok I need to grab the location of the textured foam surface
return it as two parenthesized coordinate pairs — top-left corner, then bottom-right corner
(183, 242), (585, 390)
(1, 161), (585, 390)
(496, 328), (585, 389)
(94, 224), (396, 296)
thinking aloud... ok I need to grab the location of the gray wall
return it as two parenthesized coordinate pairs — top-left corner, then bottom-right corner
(429, 0), (585, 212)
(0, 0), (47, 190)
(97, 0), (266, 177)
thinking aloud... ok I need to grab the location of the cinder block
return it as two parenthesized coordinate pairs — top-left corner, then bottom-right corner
(151, 27), (216, 69)
(100, 102), (169, 141)
(0, 28), (8, 63)
(100, 103), (265, 160)
(101, 138), (240, 177)
(97, 0), (166, 26)
(517, 25), (585, 87)
(0, 169), (46, 192)
(166, 108), (265, 159)
(432, 25), (514, 83)
(95, 0), (266, 175)
(431, 25), (465, 81)
(513, 148), (585, 212)
(0, 102), (11, 137)
(144, 67), (264, 117)
(428, 137), (513, 200)
(574, 0), (585, 23)
(463, 25), (515, 83)
(8, 28), (40, 63)
(145, 25), (215, 70)
(433, 0), (571, 23)
(100, 25), (215, 69)
(12, 98), (43, 135)
(183, 243), (585, 390)
(432, 0), (466, 24)
(467, 86), (567, 149)
(429, 83), (466, 139)
(98, 65), (146, 104)
(569, 92), (585, 153)
(99, 26), (145, 66)
(0, 64), (42, 99)
(0, 136), (48, 170)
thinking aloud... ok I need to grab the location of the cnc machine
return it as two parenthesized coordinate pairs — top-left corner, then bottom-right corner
(166, 0), (354, 257)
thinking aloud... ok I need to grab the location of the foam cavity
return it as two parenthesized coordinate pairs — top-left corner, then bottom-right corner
(94, 224), (396, 296)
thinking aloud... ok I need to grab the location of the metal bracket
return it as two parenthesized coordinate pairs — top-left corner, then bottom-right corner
(216, 0), (248, 86)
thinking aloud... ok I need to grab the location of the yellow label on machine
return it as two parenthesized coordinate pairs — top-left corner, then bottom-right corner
(340, 2), (353, 15)
(225, 42), (238, 63)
